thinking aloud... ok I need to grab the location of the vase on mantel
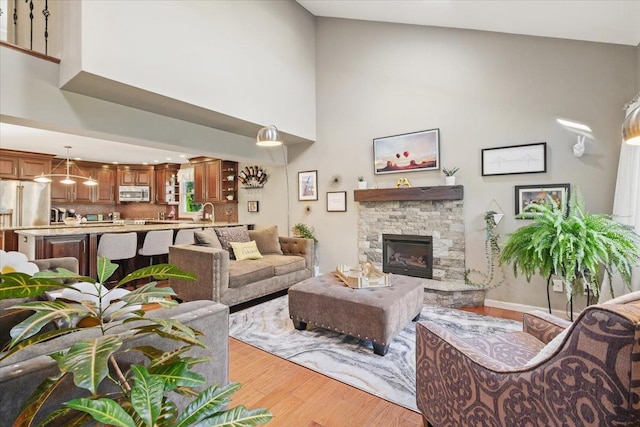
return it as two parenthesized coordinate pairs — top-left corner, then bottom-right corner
(358, 181), (367, 190)
(445, 176), (456, 186)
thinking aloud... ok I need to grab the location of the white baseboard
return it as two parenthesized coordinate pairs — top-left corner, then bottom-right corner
(484, 298), (577, 321)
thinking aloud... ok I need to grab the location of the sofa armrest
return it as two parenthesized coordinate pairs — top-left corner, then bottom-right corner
(32, 257), (79, 274)
(169, 244), (230, 302)
(279, 237), (315, 274)
(523, 310), (572, 344)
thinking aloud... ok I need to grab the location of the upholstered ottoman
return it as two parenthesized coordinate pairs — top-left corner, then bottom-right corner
(288, 272), (424, 355)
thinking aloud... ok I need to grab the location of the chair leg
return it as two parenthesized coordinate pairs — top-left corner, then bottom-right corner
(422, 416), (434, 427)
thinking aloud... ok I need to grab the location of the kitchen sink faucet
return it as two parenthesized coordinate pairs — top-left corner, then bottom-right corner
(201, 202), (215, 222)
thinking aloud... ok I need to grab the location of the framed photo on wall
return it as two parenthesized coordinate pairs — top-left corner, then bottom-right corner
(373, 128), (440, 175)
(298, 170), (318, 201)
(247, 201), (259, 212)
(326, 191), (347, 212)
(515, 183), (570, 218)
(482, 142), (547, 176)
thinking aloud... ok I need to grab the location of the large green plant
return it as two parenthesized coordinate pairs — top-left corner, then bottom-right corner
(500, 190), (640, 299)
(0, 257), (272, 426)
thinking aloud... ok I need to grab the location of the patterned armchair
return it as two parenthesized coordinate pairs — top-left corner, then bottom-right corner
(415, 291), (640, 427)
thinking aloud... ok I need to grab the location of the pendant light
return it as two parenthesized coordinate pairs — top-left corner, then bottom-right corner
(34, 146), (98, 186)
(622, 105), (640, 145)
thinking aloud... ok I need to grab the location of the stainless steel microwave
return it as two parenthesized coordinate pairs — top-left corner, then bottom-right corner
(118, 185), (150, 202)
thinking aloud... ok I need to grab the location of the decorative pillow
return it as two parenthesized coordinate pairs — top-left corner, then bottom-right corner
(230, 241), (263, 261)
(248, 225), (283, 255)
(214, 226), (250, 259)
(525, 326), (571, 367)
(194, 229), (223, 249)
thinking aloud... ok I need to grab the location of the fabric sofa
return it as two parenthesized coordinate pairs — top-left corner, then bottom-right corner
(415, 291), (640, 427)
(169, 225), (315, 306)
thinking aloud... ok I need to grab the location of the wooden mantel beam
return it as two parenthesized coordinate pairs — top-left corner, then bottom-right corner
(353, 186), (463, 202)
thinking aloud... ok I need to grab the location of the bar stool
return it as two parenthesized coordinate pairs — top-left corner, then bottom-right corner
(174, 228), (201, 245)
(97, 232), (138, 282)
(138, 230), (174, 266)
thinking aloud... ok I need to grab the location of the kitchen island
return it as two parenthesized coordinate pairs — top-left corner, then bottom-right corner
(16, 221), (249, 278)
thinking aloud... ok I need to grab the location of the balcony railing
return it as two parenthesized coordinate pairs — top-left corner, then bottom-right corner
(1, 0), (58, 61)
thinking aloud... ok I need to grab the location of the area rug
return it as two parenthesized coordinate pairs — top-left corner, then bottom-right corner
(229, 295), (521, 412)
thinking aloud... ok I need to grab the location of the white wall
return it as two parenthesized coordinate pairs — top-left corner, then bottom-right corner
(299, 18), (637, 312)
(60, 0), (316, 141)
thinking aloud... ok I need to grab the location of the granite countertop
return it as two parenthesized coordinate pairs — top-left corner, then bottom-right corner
(14, 221), (242, 237)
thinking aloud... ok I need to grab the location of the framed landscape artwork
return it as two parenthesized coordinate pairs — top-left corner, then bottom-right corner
(515, 183), (570, 218)
(373, 128), (440, 175)
(482, 142), (547, 176)
(298, 170), (318, 201)
(326, 191), (347, 212)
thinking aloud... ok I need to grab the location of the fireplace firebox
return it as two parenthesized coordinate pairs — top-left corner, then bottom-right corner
(382, 234), (433, 279)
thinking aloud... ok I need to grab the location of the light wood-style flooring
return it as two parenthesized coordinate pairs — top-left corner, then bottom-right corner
(228, 305), (521, 427)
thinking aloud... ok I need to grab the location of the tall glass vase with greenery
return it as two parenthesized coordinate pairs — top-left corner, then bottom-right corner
(500, 190), (640, 300)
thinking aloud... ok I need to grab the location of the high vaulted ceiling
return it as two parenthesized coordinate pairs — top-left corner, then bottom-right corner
(297, 0), (640, 46)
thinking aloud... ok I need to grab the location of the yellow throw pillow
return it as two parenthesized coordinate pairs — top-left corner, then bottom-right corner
(230, 240), (263, 261)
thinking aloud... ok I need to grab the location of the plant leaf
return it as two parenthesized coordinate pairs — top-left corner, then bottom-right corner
(0, 272), (73, 299)
(33, 268), (96, 284)
(65, 398), (136, 427)
(55, 335), (123, 394)
(96, 256), (119, 285)
(0, 327), (80, 361)
(121, 282), (178, 306)
(13, 372), (67, 427)
(195, 406), (274, 427)
(175, 382), (242, 427)
(130, 365), (165, 427)
(8, 301), (89, 346)
(118, 263), (196, 286)
(150, 361), (206, 390)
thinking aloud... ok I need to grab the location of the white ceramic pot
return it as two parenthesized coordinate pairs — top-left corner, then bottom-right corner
(445, 176), (456, 186)
(358, 181), (367, 189)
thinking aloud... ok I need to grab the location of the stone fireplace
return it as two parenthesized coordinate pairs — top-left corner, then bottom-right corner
(355, 186), (465, 282)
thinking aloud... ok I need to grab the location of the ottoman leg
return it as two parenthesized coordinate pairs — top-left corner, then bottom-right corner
(293, 320), (307, 330)
(373, 342), (389, 356)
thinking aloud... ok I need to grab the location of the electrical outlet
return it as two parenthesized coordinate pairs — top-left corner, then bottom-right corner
(552, 279), (563, 293)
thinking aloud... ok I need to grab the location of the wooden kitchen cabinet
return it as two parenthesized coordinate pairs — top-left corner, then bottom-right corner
(119, 167), (153, 186)
(155, 163), (180, 204)
(0, 149), (53, 180)
(50, 161), (115, 204)
(42, 235), (89, 276)
(192, 158), (221, 203)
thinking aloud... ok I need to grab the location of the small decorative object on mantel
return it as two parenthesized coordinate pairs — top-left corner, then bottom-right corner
(395, 177), (412, 188)
(442, 167), (459, 185)
(239, 165), (268, 188)
(357, 176), (367, 189)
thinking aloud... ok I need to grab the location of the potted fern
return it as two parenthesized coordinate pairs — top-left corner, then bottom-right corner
(500, 190), (640, 300)
(0, 257), (272, 426)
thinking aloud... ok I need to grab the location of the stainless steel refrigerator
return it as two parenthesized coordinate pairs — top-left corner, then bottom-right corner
(0, 180), (51, 227)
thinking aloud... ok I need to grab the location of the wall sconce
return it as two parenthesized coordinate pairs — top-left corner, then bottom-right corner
(556, 118), (594, 158)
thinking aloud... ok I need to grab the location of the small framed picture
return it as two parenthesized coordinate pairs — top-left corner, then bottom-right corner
(515, 183), (570, 218)
(247, 201), (259, 213)
(298, 170), (318, 201)
(482, 142), (547, 176)
(326, 191), (347, 212)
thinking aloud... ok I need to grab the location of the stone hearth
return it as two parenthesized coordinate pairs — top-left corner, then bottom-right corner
(356, 186), (465, 283)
